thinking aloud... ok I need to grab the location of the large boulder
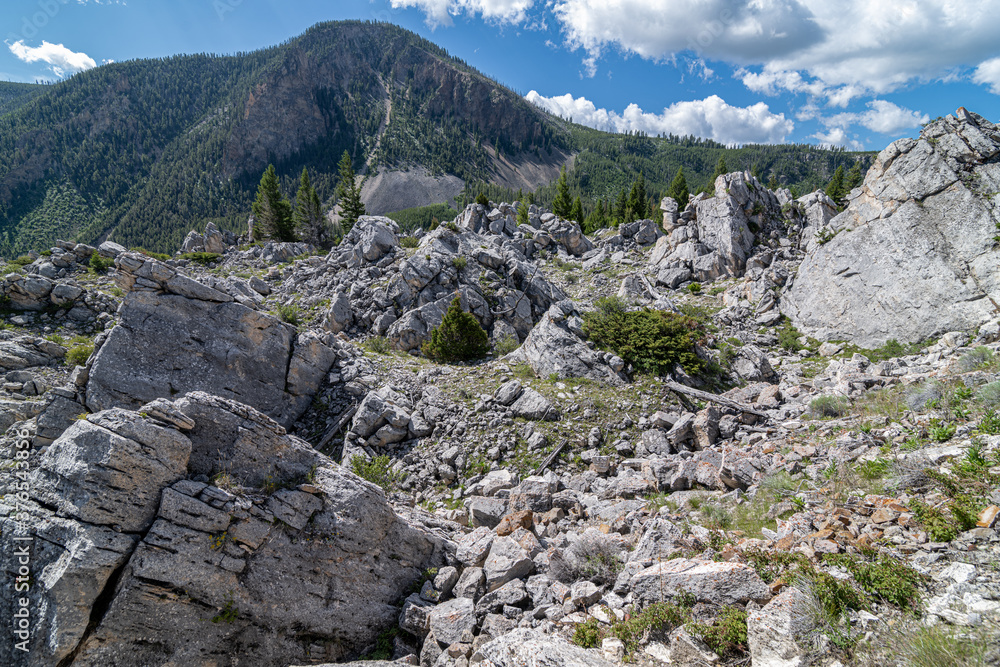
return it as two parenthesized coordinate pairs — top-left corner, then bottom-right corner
(477, 628), (617, 666)
(508, 302), (627, 385)
(85, 253), (337, 427)
(782, 108), (1000, 346)
(694, 171), (779, 277)
(2, 395), (451, 667)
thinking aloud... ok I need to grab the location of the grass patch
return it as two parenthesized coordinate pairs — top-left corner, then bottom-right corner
(65, 344), (93, 367)
(275, 303), (301, 326)
(178, 251), (222, 265)
(809, 395), (850, 418)
(349, 455), (403, 492)
(363, 336), (393, 355)
(131, 247), (171, 261)
(687, 607), (748, 659)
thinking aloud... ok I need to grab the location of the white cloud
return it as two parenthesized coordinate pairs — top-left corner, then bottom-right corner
(8, 40), (96, 77)
(812, 100), (925, 149)
(388, 0), (534, 27)
(973, 57), (1000, 94)
(546, 0), (1000, 97)
(525, 90), (793, 144)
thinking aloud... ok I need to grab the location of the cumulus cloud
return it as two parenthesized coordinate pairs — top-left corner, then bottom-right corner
(973, 57), (1000, 94)
(525, 91), (793, 144)
(819, 100), (928, 136)
(545, 0), (1000, 97)
(8, 40), (96, 77)
(389, 0), (534, 27)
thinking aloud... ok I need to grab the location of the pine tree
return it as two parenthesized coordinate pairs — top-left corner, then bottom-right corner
(252, 164), (295, 242)
(626, 173), (648, 222)
(767, 174), (779, 190)
(336, 150), (365, 236)
(667, 167), (689, 206)
(825, 165), (846, 202)
(845, 162), (864, 191)
(293, 167), (326, 247)
(709, 157), (728, 193)
(517, 200), (529, 226)
(421, 295), (490, 362)
(569, 196), (584, 223)
(613, 187), (628, 225)
(583, 198), (608, 234)
(552, 165), (572, 218)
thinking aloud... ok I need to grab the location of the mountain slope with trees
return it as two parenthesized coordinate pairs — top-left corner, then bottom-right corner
(0, 20), (871, 256)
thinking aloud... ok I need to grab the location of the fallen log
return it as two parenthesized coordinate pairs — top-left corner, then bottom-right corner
(663, 381), (769, 420)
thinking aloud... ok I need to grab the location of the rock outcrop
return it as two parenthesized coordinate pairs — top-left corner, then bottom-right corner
(783, 108), (1000, 346)
(85, 252), (337, 427)
(2, 396), (449, 667)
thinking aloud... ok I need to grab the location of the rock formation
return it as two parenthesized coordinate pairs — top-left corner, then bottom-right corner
(783, 108), (1000, 346)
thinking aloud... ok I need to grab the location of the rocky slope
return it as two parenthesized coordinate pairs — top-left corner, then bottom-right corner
(0, 108), (998, 667)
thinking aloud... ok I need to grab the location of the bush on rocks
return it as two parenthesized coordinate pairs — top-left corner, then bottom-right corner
(583, 296), (705, 375)
(422, 296), (490, 362)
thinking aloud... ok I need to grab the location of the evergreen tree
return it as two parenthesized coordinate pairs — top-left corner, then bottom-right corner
(627, 172), (648, 221)
(709, 157), (728, 193)
(552, 165), (572, 218)
(336, 150), (365, 235)
(517, 200), (529, 226)
(767, 173), (779, 190)
(845, 162), (864, 191)
(583, 198), (608, 234)
(252, 164), (295, 242)
(293, 167), (326, 247)
(569, 196), (584, 223)
(421, 295), (490, 362)
(667, 167), (689, 206)
(825, 165), (846, 202)
(613, 187), (628, 225)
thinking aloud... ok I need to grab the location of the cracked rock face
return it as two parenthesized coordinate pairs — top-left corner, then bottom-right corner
(85, 252), (337, 427)
(782, 108), (1000, 347)
(1, 396), (449, 667)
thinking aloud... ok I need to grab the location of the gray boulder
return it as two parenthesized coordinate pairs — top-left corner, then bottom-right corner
(748, 587), (816, 667)
(477, 628), (616, 666)
(85, 253), (336, 427)
(783, 109), (1000, 346)
(510, 387), (559, 421)
(630, 559), (770, 606)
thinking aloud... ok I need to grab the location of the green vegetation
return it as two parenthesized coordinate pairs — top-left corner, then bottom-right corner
(492, 333), (519, 356)
(211, 596), (239, 624)
(386, 203), (457, 232)
(582, 296), (705, 376)
(65, 344), (94, 367)
(552, 165), (572, 218)
(809, 395), (850, 418)
(666, 167), (689, 206)
(293, 167), (327, 247)
(177, 252), (221, 265)
(687, 607), (748, 659)
(451, 256), (467, 270)
(363, 336), (393, 355)
(131, 247), (171, 261)
(399, 236), (419, 248)
(335, 150), (365, 235)
(275, 303), (301, 326)
(349, 454), (403, 492)
(422, 295), (490, 362)
(89, 252), (113, 274)
(252, 164), (296, 242)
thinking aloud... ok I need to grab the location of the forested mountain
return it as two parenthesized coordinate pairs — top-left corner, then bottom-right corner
(0, 81), (45, 117)
(0, 20), (870, 256)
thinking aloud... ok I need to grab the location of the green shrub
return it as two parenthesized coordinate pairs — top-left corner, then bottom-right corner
(959, 346), (994, 371)
(777, 319), (805, 352)
(687, 607), (748, 659)
(177, 252), (222, 265)
(857, 458), (891, 480)
(492, 333), (519, 356)
(979, 409), (1000, 434)
(571, 618), (602, 649)
(583, 299), (705, 376)
(610, 601), (692, 656)
(275, 303), (301, 326)
(422, 296), (490, 362)
(809, 395), (850, 418)
(687, 282), (701, 294)
(88, 252), (113, 274)
(349, 455), (402, 492)
(363, 336), (393, 355)
(475, 193), (490, 207)
(976, 381), (1000, 408)
(10, 255), (34, 267)
(399, 236), (419, 248)
(825, 550), (924, 610)
(65, 344), (93, 367)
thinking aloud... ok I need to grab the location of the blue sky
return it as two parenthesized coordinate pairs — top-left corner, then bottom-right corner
(3, 0), (999, 150)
